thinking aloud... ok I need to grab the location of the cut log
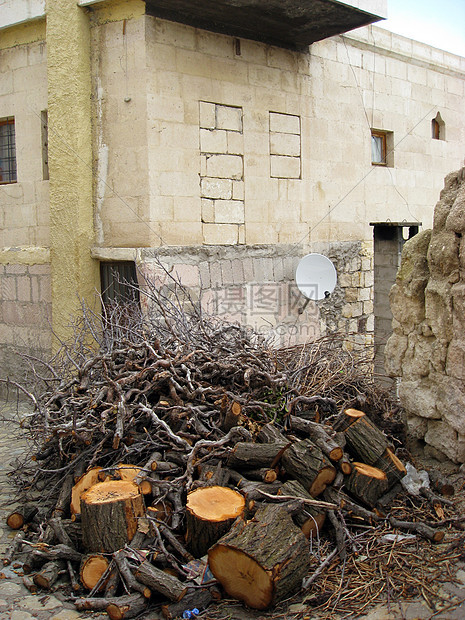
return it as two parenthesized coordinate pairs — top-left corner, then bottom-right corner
(345, 462), (389, 507)
(256, 423), (288, 445)
(245, 468), (278, 483)
(281, 439), (336, 497)
(208, 504), (309, 610)
(332, 408), (366, 432)
(279, 480), (326, 539)
(374, 447), (406, 488)
(106, 595), (148, 619)
(221, 400), (243, 432)
(33, 560), (66, 589)
(343, 416), (390, 465)
(81, 480), (145, 553)
(3, 532), (24, 566)
(6, 505), (38, 530)
(113, 549), (151, 599)
(161, 587), (214, 620)
(227, 442), (289, 470)
(31, 543), (82, 564)
(114, 463), (152, 495)
(429, 470), (455, 497)
(186, 486), (246, 558)
(388, 516), (445, 543)
(147, 502), (173, 526)
(71, 467), (106, 516)
(289, 416), (343, 461)
(133, 560), (187, 601)
(80, 554), (110, 591)
(74, 593), (146, 616)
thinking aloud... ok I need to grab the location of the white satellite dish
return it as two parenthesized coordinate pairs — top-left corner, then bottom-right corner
(295, 253), (337, 301)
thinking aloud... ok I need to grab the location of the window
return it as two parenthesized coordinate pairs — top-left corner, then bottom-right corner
(0, 117), (17, 184)
(432, 112), (445, 141)
(100, 261), (140, 306)
(371, 129), (393, 167)
(41, 110), (49, 180)
(371, 130), (386, 165)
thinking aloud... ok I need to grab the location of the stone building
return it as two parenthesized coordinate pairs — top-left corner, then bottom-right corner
(0, 0), (464, 387)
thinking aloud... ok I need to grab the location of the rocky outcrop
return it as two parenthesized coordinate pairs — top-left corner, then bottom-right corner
(385, 167), (465, 462)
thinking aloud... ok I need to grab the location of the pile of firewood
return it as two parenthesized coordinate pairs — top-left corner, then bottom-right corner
(1, 271), (455, 619)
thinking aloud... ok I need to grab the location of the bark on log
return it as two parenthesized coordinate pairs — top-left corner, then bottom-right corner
(80, 554), (110, 591)
(221, 401), (242, 432)
(374, 447), (406, 488)
(74, 593), (146, 616)
(186, 486), (245, 558)
(429, 470), (455, 497)
(227, 442), (289, 470)
(3, 532), (24, 566)
(133, 560), (187, 601)
(256, 423), (288, 445)
(345, 462), (389, 508)
(161, 587), (214, 619)
(31, 543), (82, 563)
(106, 595), (149, 620)
(279, 480), (326, 539)
(389, 516), (445, 543)
(289, 416), (343, 461)
(81, 480), (145, 553)
(323, 486), (380, 523)
(33, 560), (66, 589)
(208, 504), (309, 610)
(343, 416), (390, 465)
(113, 549), (151, 598)
(332, 408), (366, 432)
(281, 439), (336, 497)
(52, 473), (75, 519)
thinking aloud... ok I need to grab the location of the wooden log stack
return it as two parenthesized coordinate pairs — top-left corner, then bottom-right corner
(2, 293), (446, 618)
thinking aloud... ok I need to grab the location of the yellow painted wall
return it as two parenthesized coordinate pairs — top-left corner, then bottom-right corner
(46, 0), (99, 344)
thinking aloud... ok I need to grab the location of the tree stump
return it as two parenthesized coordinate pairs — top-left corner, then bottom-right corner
(208, 504), (309, 610)
(185, 486), (245, 558)
(81, 481), (145, 553)
(343, 416), (389, 465)
(281, 439), (336, 497)
(345, 462), (389, 507)
(279, 480), (326, 539)
(80, 554), (110, 591)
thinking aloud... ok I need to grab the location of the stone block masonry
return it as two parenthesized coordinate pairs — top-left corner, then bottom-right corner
(200, 102), (245, 244)
(137, 240), (373, 349)
(0, 263), (52, 397)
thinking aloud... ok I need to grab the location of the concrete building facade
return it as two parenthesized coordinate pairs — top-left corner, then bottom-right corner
(1, 0), (464, 386)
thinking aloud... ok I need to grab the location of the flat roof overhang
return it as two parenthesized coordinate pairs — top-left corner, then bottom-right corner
(144, 0), (385, 50)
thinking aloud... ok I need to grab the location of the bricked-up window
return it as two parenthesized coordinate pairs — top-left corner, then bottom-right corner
(100, 261), (140, 307)
(371, 129), (394, 167)
(0, 117), (17, 184)
(269, 112), (301, 179)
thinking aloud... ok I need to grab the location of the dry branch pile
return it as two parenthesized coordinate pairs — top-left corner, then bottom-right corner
(2, 271), (461, 619)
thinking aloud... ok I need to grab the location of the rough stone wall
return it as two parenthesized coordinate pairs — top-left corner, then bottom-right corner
(385, 167), (465, 463)
(0, 263), (52, 397)
(136, 240), (373, 348)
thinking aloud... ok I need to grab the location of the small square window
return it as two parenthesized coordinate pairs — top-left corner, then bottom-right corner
(371, 129), (393, 167)
(371, 130), (386, 165)
(0, 117), (17, 184)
